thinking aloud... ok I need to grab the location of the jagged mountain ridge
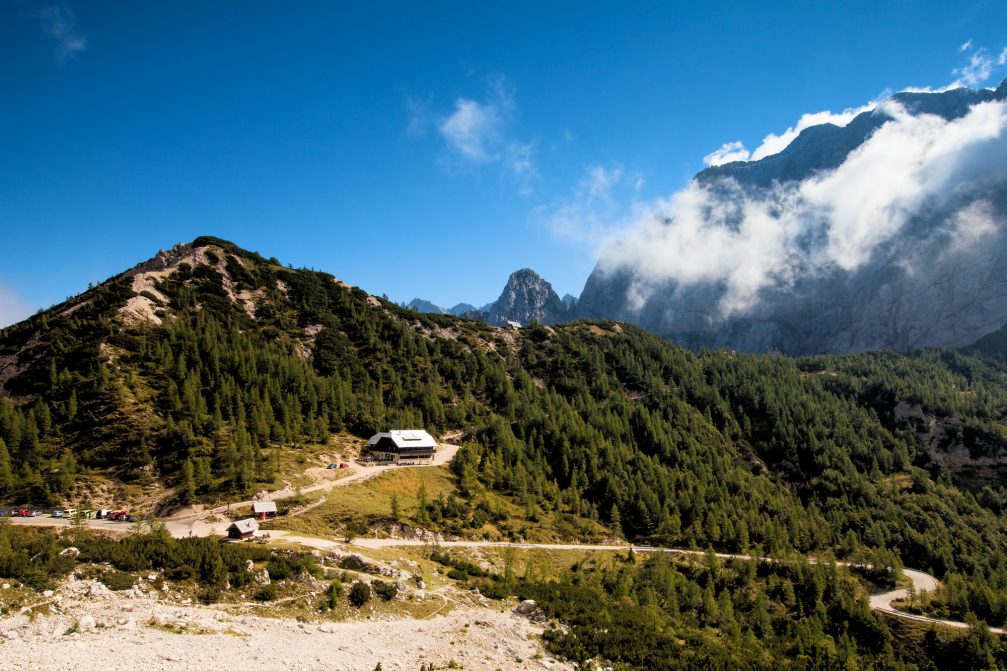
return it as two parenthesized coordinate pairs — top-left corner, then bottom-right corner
(486, 268), (569, 326)
(577, 79), (1007, 355)
(408, 269), (572, 326)
(405, 298), (477, 316)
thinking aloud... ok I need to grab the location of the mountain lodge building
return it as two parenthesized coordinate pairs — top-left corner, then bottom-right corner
(364, 429), (438, 464)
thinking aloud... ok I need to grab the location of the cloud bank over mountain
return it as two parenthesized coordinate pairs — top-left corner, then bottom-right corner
(577, 80), (1007, 354)
(604, 97), (1007, 315)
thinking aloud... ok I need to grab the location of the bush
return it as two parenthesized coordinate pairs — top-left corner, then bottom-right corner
(268, 553), (321, 580)
(349, 581), (371, 607)
(372, 580), (397, 601)
(320, 579), (343, 612)
(254, 584), (278, 602)
(198, 587), (222, 604)
(100, 571), (136, 591)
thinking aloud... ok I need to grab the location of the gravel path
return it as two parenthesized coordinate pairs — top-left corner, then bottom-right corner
(353, 540), (1003, 635)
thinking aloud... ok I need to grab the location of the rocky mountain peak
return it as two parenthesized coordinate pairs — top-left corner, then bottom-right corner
(577, 82), (1007, 355)
(487, 268), (568, 326)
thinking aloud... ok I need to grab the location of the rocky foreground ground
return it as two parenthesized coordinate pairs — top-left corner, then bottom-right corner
(0, 576), (572, 671)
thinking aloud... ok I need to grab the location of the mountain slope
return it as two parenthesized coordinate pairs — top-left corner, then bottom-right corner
(577, 79), (1007, 355)
(2, 237), (1007, 600)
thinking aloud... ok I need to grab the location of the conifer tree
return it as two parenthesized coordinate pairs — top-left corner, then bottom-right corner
(181, 458), (196, 503)
(0, 437), (11, 495)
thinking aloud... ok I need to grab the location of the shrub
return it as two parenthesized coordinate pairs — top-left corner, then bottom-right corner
(349, 581), (371, 607)
(254, 584), (278, 602)
(372, 580), (397, 601)
(268, 553), (321, 580)
(320, 579), (343, 612)
(100, 571), (136, 591)
(198, 587), (221, 604)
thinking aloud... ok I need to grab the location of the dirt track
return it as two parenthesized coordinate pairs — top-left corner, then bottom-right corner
(8, 441), (996, 637)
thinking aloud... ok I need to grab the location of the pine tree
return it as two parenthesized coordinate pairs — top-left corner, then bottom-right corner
(0, 437), (12, 495)
(181, 458), (196, 504)
(390, 494), (401, 522)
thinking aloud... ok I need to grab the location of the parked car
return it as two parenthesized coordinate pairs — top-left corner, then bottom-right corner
(51, 509), (64, 518)
(64, 508), (77, 518)
(326, 463), (339, 469)
(339, 462), (350, 469)
(27, 510), (40, 517)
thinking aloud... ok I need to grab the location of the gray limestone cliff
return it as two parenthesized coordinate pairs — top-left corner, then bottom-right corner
(486, 268), (569, 326)
(576, 79), (1007, 355)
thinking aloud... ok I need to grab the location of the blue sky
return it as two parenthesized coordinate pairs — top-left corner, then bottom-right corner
(2, 1), (1007, 326)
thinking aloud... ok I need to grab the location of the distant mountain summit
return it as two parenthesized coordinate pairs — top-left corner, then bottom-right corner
(577, 79), (1007, 355)
(407, 270), (573, 327)
(406, 298), (448, 314)
(486, 268), (569, 326)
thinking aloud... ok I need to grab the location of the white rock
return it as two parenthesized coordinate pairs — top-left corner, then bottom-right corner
(317, 622), (338, 633)
(77, 615), (97, 633)
(3, 630), (20, 640)
(515, 599), (537, 614)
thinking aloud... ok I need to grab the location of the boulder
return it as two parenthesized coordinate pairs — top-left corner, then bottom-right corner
(515, 599), (537, 615)
(77, 615), (97, 633)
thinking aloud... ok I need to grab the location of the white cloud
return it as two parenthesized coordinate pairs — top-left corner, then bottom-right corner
(749, 103), (877, 160)
(703, 104), (879, 168)
(439, 98), (501, 163)
(539, 164), (645, 250)
(960, 39), (973, 52)
(414, 76), (535, 183)
(900, 84), (962, 93)
(37, 3), (86, 62)
(704, 102), (881, 168)
(999, 47), (1007, 67)
(953, 48), (997, 86)
(703, 141), (750, 166)
(944, 200), (999, 255)
(0, 283), (33, 329)
(597, 99), (1007, 316)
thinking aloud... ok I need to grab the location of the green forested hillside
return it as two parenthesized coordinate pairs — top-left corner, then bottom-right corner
(3, 237), (1007, 634)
